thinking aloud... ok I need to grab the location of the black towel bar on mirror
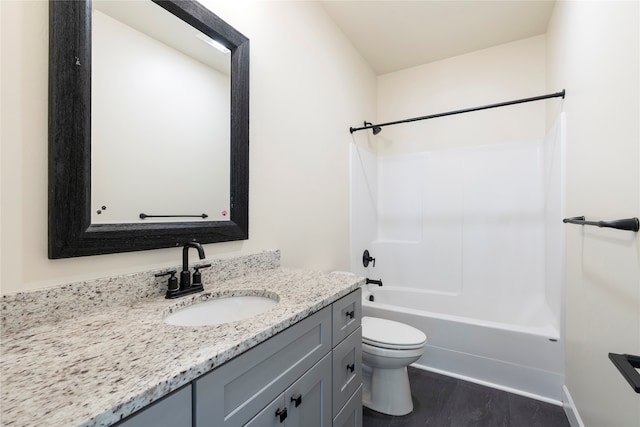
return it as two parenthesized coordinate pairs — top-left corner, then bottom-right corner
(139, 213), (209, 219)
(562, 216), (639, 232)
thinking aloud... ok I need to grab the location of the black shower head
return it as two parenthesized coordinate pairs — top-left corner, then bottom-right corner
(364, 121), (382, 136)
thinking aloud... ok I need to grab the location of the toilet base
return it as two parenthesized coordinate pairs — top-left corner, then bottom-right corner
(362, 363), (413, 416)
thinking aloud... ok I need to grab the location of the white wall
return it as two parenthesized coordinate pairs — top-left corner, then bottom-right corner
(376, 35), (548, 155)
(546, 1), (640, 426)
(0, 0), (376, 295)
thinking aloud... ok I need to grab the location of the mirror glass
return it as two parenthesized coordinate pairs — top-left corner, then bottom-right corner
(92, 1), (230, 223)
(48, 0), (249, 259)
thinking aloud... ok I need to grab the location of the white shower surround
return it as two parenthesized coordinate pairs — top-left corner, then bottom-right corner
(350, 115), (566, 403)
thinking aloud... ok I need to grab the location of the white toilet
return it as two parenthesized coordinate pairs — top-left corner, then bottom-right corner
(361, 316), (427, 416)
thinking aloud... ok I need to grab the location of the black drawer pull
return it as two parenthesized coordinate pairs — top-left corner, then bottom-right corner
(275, 407), (287, 423)
(345, 310), (355, 319)
(291, 394), (302, 407)
(346, 363), (355, 373)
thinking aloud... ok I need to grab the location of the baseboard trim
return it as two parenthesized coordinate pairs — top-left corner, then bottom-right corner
(562, 385), (585, 427)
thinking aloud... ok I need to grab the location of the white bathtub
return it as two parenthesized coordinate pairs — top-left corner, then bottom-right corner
(361, 285), (564, 404)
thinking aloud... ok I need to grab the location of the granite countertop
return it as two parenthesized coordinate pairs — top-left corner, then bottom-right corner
(0, 268), (363, 427)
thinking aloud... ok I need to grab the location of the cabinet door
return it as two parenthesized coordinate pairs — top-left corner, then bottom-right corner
(115, 385), (191, 427)
(245, 354), (332, 427)
(332, 327), (362, 417)
(285, 353), (332, 427)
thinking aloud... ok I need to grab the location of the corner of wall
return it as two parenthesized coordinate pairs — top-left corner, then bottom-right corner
(562, 385), (585, 427)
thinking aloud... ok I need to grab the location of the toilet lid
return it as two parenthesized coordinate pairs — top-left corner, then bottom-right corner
(362, 316), (427, 350)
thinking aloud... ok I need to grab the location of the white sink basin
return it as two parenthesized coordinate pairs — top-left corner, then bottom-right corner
(164, 295), (278, 327)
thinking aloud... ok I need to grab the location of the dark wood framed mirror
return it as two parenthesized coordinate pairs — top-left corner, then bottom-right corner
(48, 0), (249, 259)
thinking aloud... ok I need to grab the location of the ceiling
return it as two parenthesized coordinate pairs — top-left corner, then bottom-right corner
(320, 0), (556, 75)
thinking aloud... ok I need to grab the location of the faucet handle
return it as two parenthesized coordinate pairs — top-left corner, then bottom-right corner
(155, 270), (178, 292)
(192, 263), (212, 286)
(155, 270), (177, 276)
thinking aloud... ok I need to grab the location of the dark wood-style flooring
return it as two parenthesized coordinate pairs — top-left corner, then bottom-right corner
(363, 367), (571, 427)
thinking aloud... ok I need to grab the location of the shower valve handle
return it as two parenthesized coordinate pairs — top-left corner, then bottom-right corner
(363, 250), (376, 268)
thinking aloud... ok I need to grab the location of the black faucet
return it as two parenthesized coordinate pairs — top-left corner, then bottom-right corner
(180, 241), (205, 290)
(366, 278), (383, 286)
(157, 242), (211, 299)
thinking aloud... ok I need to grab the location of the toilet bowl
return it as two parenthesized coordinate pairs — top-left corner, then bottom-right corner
(361, 316), (427, 416)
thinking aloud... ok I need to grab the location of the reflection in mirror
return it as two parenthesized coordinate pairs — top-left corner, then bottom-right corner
(48, 0), (249, 258)
(92, 1), (231, 223)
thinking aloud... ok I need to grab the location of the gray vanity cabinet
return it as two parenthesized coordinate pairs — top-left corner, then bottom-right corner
(118, 289), (362, 427)
(193, 289), (363, 427)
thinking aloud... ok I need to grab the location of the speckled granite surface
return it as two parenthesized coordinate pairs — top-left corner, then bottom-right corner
(1, 250), (281, 335)
(0, 256), (363, 427)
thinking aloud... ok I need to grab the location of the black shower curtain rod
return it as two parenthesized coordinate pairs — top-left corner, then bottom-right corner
(349, 90), (565, 134)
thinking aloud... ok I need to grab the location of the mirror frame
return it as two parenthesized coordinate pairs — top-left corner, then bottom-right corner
(48, 0), (249, 259)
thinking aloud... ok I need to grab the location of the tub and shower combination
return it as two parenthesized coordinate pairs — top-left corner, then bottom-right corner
(361, 285), (563, 403)
(351, 116), (566, 403)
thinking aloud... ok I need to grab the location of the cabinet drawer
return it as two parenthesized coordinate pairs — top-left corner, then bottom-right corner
(332, 289), (361, 347)
(194, 306), (332, 426)
(332, 385), (362, 427)
(332, 327), (362, 417)
(115, 385), (191, 427)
